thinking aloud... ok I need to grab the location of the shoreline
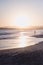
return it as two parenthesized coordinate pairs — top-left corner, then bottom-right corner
(32, 34), (43, 38)
(0, 41), (43, 53)
(0, 41), (43, 65)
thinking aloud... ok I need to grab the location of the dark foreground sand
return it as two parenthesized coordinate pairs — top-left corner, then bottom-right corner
(0, 41), (43, 65)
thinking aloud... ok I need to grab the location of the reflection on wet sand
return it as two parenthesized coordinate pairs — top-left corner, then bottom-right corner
(18, 32), (27, 47)
(0, 30), (43, 50)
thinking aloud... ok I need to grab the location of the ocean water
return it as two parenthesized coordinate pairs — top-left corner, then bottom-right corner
(0, 29), (43, 50)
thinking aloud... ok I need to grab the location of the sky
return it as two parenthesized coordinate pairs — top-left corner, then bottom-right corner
(0, 0), (43, 28)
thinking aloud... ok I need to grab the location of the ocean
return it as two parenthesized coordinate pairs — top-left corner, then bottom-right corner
(0, 28), (43, 50)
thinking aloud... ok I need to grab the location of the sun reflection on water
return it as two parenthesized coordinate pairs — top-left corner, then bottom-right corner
(18, 32), (28, 48)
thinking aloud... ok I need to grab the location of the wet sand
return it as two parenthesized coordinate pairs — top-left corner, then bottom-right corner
(32, 34), (43, 38)
(0, 41), (43, 65)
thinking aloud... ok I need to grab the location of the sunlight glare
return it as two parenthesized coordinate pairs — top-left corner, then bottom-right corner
(14, 15), (31, 28)
(19, 32), (27, 48)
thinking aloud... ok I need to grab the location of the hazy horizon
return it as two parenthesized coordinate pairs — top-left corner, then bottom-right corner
(0, 0), (43, 28)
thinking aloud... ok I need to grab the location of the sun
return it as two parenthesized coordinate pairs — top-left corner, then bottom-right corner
(14, 15), (30, 28)
(10, 15), (32, 28)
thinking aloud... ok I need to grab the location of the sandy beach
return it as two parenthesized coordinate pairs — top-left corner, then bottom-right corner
(0, 41), (43, 65)
(0, 0), (43, 64)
